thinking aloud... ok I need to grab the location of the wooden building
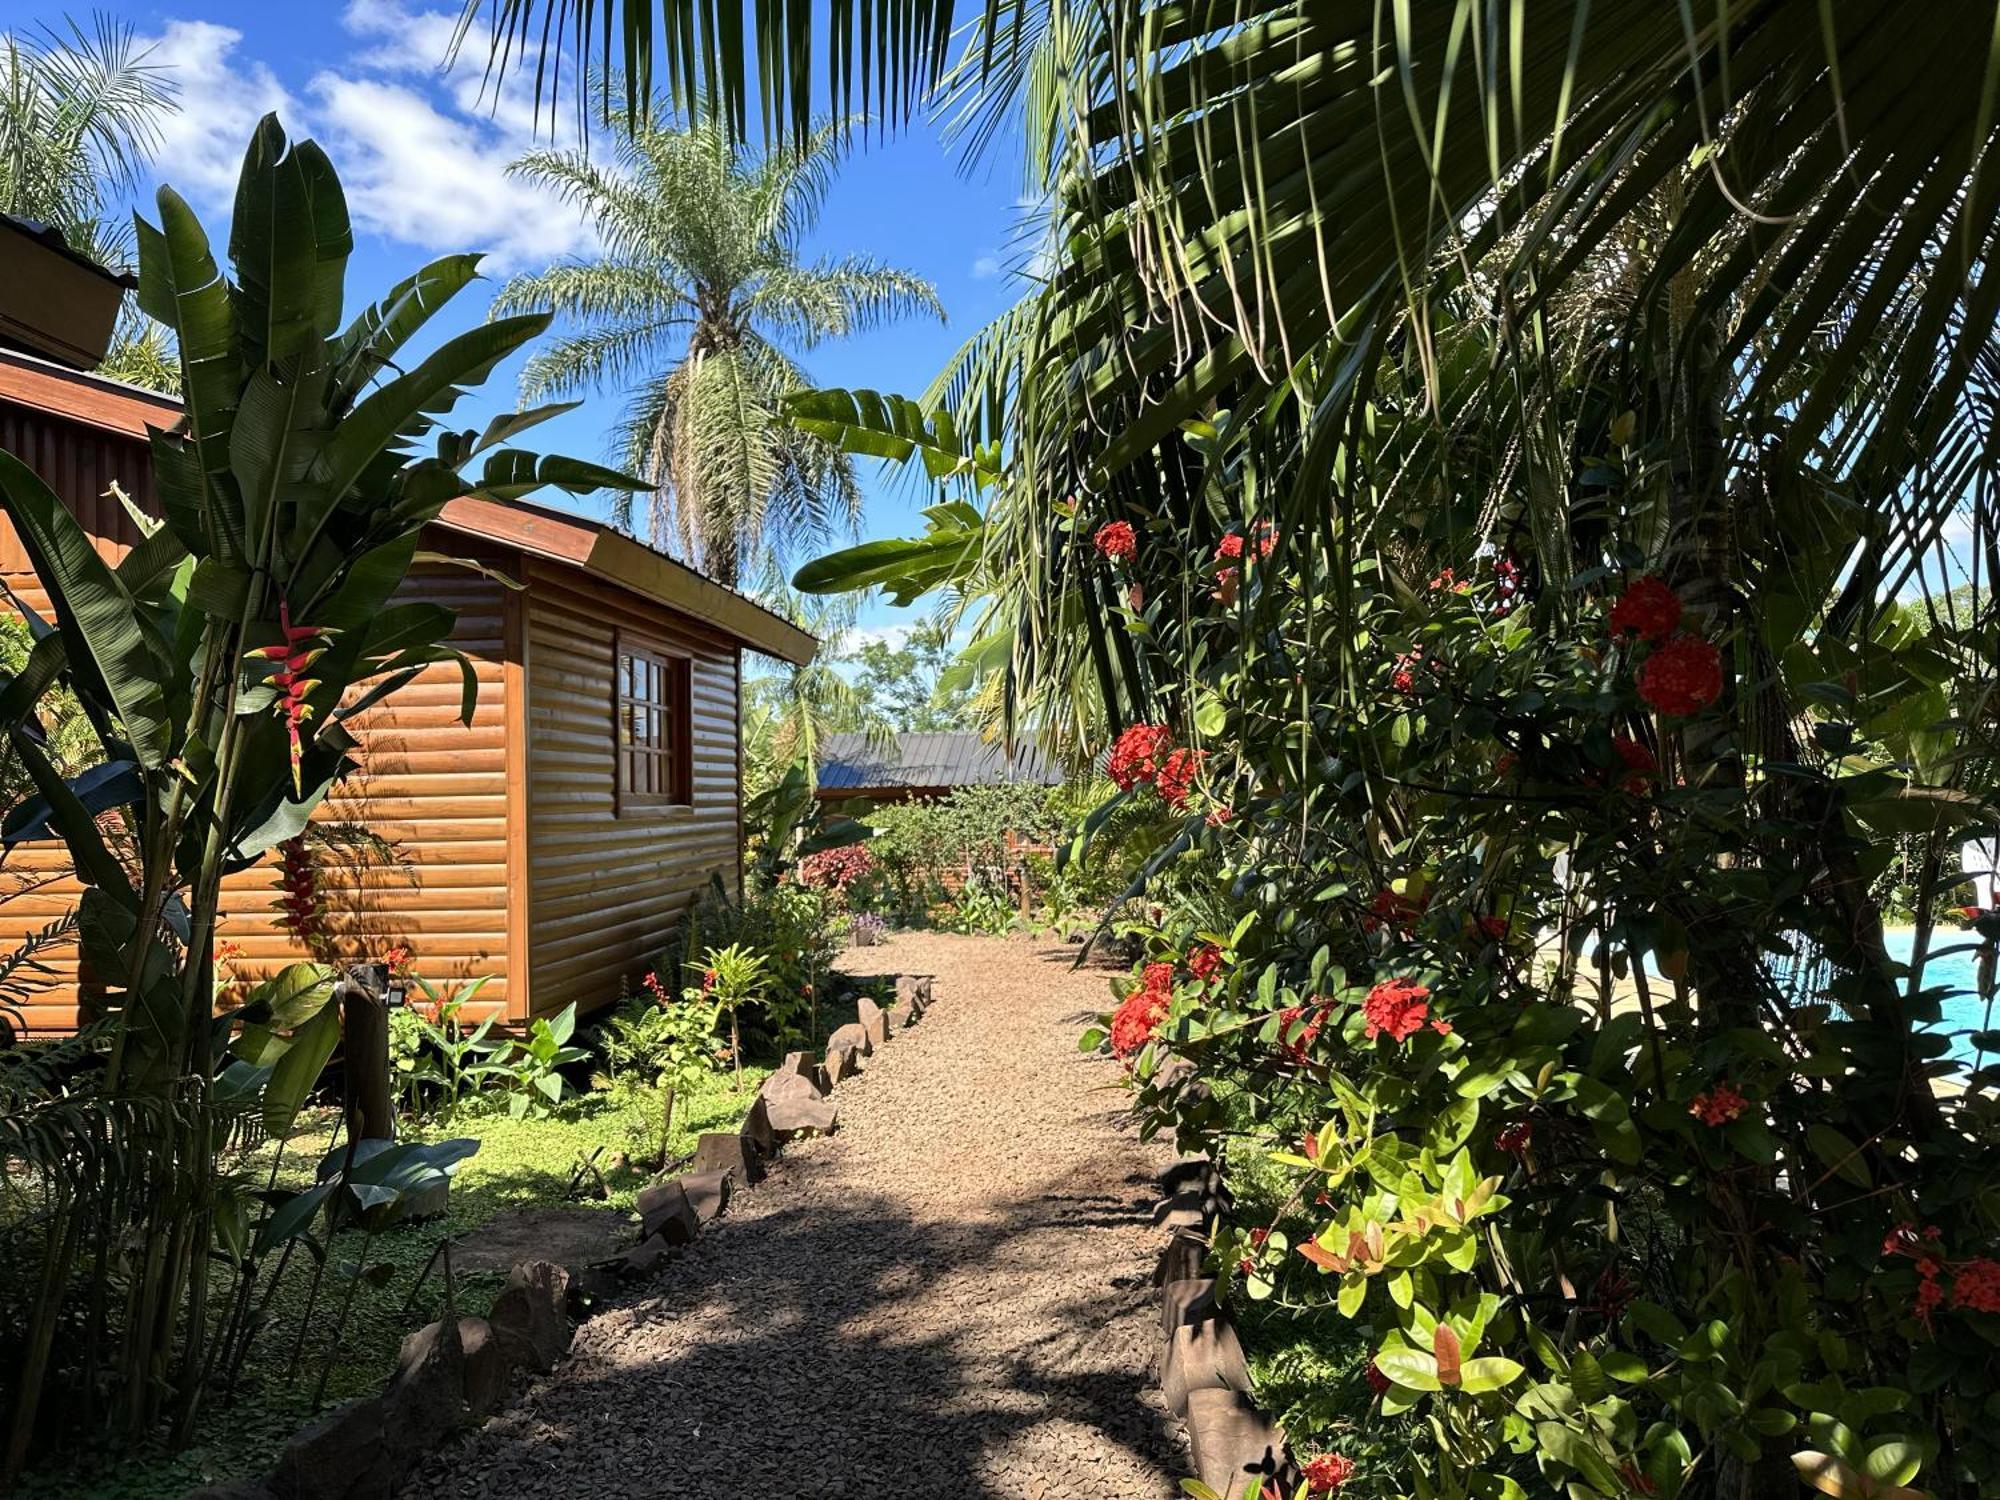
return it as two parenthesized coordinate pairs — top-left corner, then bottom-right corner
(0, 349), (814, 1037)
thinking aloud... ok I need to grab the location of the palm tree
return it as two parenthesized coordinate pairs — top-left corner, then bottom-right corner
(0, 16), (178, 392)
(491, 110), (943, 584)
(741, 590), (886, 794)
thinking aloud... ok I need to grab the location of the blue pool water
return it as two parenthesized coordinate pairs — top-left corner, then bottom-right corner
(1884, 929), (1993, 1065)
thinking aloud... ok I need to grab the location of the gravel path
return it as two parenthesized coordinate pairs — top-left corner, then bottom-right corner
(404, 931), (1183, 1499)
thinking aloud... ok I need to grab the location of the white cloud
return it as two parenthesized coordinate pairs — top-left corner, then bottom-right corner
(144, 22), (299, 210)
(847, 623), (915, 651)
(308, 70), (594, 271)
(132, 7), (595, 275)
(971, 252), (1001, 279)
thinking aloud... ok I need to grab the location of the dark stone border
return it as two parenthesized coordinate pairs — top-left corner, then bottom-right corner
(1151, 1156), (1298, 1500)
(187, 972), (940, 1500)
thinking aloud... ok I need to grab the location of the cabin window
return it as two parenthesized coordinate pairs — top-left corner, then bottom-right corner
(615, 638), (692, 810)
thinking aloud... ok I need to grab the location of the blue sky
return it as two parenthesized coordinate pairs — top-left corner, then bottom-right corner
(1, 0), (1032, 644)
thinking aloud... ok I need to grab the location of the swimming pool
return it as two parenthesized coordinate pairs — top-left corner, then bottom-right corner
(1884, 927), (1994, 1065)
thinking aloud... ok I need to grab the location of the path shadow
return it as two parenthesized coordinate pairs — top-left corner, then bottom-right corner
(404, 1166), (1180, 1500)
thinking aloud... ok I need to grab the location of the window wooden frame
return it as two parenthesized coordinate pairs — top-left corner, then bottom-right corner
(613, 630), (692, 813)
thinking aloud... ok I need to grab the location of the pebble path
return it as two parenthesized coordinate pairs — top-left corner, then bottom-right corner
(404, 931), (1184, 1499)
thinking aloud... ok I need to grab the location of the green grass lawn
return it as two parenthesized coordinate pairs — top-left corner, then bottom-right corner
(18, 1065), (768, 1500)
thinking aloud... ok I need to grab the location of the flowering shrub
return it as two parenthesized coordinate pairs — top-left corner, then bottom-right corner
(798, 842), (874, 892)
(1080, 528), (2000, 1498)
(1094, 519), (1138, 563)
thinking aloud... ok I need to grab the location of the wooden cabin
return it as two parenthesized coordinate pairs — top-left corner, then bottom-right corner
(0, 349), (815, 1037)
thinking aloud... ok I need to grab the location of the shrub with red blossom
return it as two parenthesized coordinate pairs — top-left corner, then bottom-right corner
(1188, 943), (1224, 982)
(1637, 635), (1723, 716)
(1094, 520), (1137, 563)
(1301, 1453), (1356, 1493)
(1155, 746), (1207, 808)
(1107, 722), (1175, 791)
(798, 843), (875, 891)
(1362, 978), (1430, 1042)
(1688, 1081), (1748, 1126)
(1608, 575), (1683, 641)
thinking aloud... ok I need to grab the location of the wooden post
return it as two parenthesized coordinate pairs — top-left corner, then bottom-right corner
(342, 964), (394, 1144)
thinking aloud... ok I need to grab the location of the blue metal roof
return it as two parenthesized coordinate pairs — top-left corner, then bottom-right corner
(815, 731), (1064, 792)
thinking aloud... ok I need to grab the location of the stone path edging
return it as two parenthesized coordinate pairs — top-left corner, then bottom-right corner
(1150, 1157), (1298, 1500)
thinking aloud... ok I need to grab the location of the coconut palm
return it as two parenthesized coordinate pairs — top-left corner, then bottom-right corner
(0, 16), (178, 392)
(491, 110), (943, 584)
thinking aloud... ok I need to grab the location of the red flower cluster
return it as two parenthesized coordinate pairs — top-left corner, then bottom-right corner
(1107, 723), (1175, 791)
(1390, 646), (1427, 696)
(1473, 914), (1509, 943)
(252, 602), (329, 793)
(1609, 734), (1657, 791)
(1215, 524), (1276, 563)
(1188, 943), (1224, 982)
(1094, 520), (1137, 564)
(1427, 567), (1469, 594)
(1637, 635), (1723, 717)
(1688, 1081), (1748, 1126)
(799, 844), (874, 890)
(702, 968), (719, 994)
(1364, 1361), (1391, 1396)
(1886, 1223), (1949, 1327)
(1302, 1452), (1356, 1493)
(1110, 961), (1175, 1059)
(1155, 746), (1207, 808)
(1362, 886), (1428, 936)
(1609, 575), (1683, 642)
(1363, 978), (1431, 1042)
(1492, 554), (1523, 613)
(1954, 1256), (2000, 1314)
(1278, 998), (1328, 1062)
(642, 970), (670, 1004)
(1495, 1121), (1534, 1158)
(213, 939), (245, 969)
(273, 835), (322, 946)
(1216, 533), (1245, 562)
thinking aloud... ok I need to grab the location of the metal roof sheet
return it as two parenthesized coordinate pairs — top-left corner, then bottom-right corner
(816, 731), (1064, 791)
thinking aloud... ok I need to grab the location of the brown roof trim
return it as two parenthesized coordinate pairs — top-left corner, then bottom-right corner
(436, 497), (817, 666)
(0, 349), (179, 439)
(0, 359), (817, 665)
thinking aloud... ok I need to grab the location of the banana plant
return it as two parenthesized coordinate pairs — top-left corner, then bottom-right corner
(0, 114), (638, 1455)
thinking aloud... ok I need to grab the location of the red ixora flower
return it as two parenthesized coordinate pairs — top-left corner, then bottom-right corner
(1301, 1452), (1357, 1493)
(1205, 804), (1234, 827)
(1610, 734), (1657, 791)
(1107, 723), (1175, 791)
(1277, 998), (1328, 1062)
(1608, 575), (1683, 642)
(1155, 746), (1207, 809)
(1495, 1121), (1534, 1158)
(1363, 978), (1431, 1043)
(1637, 634), (1724, 717)
(1952, 1257), (2000, 1314)
(1110, 962), (1175, 1060)
(1188, 944), (1224, 983)
(1094, 520), (1137, 564)
(1688, 1081), (1748, 1126)
(1362, 886), (1427, 936)
(1390, 646), (1428, 696)
(1364, 1360), (1391, 1396)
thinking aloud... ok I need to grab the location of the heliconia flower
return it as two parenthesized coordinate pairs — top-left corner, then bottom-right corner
(252, 601), (331, 793)
(272, 835), (322, 946)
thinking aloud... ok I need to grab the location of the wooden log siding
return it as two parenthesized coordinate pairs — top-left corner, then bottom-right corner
(523, 558), (741, 1020)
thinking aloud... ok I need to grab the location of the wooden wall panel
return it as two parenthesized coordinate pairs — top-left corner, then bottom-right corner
(523, 560), (741, 1021)
(0, 555), (517, 1036)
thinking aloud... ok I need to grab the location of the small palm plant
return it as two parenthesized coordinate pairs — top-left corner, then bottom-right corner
(686, 942), (768, 1090)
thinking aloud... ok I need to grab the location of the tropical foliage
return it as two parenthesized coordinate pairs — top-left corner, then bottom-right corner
(0, 15), (180, 390)
(0, 115), (636, 1475)
(492, 107), (941, 583)
(456, 3), (2000, 1495)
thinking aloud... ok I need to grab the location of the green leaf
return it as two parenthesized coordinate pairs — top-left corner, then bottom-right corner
(263, 1003), (339, 1135)
(1376, 1346), (1442, 1391)
(1457, 1357), (1524, 1395)
(783, 388), (1004, 487)
(1806, 1123), (1872, 1188)
(0, 450), (173, 768)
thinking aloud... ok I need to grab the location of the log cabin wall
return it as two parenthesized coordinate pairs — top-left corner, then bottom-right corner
(522, 556), (742, 1022)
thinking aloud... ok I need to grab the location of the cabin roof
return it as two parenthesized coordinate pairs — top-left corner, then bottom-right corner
(816, 731), (1065, 793)
(0, 349), (817, 666)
